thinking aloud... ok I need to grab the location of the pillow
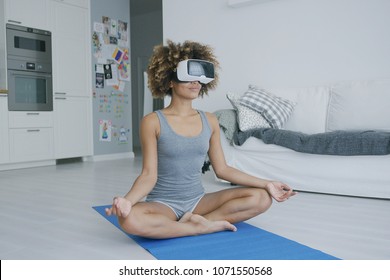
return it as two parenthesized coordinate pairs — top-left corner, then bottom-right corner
(227, 93), (271, 131)
(239, 85), (295, 129)
(326, 80), (390, 132)
(268, 86), (330, 134)
(214, 109), (238, 143)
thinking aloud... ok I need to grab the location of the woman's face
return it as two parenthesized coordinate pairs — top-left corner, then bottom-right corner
(171, 81), (202, 100)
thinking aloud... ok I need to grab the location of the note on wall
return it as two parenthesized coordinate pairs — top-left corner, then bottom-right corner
(99, 119), (112, 142)
(92, 16), (130, 92)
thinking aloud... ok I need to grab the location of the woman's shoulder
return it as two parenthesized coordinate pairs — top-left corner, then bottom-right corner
(142, 111), (158, 121)
(141, 111), (160, 131)
(203, 111), (219, 129)
(203, 111), (218, 121)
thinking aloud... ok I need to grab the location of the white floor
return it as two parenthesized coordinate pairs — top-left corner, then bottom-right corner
(0, 156), (389, 260)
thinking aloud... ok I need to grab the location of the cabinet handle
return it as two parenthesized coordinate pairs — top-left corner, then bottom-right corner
(55, 92), (67, 95)
(8, 20), (22, 24)
(27, 129), (40, 133)
(26, 112), (40, 115)
(55, 97), (67, 100)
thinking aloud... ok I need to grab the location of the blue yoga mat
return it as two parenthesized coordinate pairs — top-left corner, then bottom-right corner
(93, 205), (339, 260)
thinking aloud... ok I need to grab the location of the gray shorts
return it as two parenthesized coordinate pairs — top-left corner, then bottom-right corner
(146, 193), (204, 220)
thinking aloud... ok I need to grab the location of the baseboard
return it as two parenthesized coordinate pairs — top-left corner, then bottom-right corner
(0, 160), (56, 171)
(89, 152), (135, 162)
(0, 153), (136, 171)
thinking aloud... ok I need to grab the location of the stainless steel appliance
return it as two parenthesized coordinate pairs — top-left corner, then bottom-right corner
(6, 24), (53, 111)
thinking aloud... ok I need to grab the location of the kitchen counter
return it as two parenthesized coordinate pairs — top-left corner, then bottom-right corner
(0, 89), (8, 96)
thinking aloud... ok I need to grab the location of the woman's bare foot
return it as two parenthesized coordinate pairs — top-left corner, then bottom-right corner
(178, 212), (193, 223)
(179, 212), (237, 234)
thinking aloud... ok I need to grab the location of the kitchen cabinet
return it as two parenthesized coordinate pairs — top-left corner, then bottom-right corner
(0, 0), (93, 167)
(9, 128), (54, 162)
(9, 111), (53, 128)
(4, 0), (49, 30)
(50, 0), (92, 159)
(50, 0), (90, 98)
(54, 96), (92, 159)
(8, 111), (54, 162)
(0, 96), (10, 164)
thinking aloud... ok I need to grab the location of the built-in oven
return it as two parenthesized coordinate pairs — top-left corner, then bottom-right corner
(7, 63), (53, 111)
(6, 24), (53, 111)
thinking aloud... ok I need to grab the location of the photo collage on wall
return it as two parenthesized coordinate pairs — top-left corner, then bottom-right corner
(92, 16), (130, 144)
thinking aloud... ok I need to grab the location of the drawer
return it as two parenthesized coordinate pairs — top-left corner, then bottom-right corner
(9, 128), (54, 162)
(9, 111), (53, 128)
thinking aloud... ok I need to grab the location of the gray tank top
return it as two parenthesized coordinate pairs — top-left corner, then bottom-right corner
(146, 110), (212, 201)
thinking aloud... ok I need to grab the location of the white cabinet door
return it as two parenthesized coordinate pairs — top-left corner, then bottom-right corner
(5, 0), (49, 30)
(0, 96), (10, 164)
(51, 0), (92, 159)
(9, 128), (54, 162)
(54, 96), (92, 159)
(9, 112), (53, 128)
(51, 1), (90, 97)
(8, 111), (54, 163)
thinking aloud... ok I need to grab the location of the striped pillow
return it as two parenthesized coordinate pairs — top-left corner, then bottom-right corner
(239, 85), (295, 129)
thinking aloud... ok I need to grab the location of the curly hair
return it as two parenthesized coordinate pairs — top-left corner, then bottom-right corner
(147, 40), (219, 99)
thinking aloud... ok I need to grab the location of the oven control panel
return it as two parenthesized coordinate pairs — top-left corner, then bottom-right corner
(7, 59), (51, 73)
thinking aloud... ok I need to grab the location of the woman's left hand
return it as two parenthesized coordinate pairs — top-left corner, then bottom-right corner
(266, 181), (297, 202)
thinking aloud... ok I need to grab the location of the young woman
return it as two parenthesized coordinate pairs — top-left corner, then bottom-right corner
(105, 40), (296, 239)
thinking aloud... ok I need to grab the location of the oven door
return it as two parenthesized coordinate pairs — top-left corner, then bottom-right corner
(8, 70), (53, 111)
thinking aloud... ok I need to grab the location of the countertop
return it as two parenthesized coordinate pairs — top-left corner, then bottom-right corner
(0, 89), (8, 96)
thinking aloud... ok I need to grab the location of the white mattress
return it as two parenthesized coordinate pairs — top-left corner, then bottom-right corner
(220, 129), (390, 199)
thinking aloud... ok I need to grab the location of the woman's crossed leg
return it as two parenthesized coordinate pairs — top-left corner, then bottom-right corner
(106, 187), (271, 239)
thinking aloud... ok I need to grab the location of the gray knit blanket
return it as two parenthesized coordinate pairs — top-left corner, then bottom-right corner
(233, 128), (390, 156)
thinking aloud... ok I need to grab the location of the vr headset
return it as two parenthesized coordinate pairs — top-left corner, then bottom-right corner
(175, 59), (215, 84)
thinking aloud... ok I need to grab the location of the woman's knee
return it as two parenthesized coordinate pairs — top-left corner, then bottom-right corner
(118, 214), (145, 236)
(249, 188), (272, 214)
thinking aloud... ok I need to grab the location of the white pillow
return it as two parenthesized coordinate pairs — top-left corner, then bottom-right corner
(326, 80), (390, 132)
(239, 85), (295, 129)
(227, 93), (270, 131)
(269, 86), (330, 134)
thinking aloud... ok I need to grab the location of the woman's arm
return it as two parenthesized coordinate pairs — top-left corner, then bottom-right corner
(206, 112), (270, 187)
(122, 113), (159, 205)
(106, 113), (159, 217)
(206, 113), (296, 202)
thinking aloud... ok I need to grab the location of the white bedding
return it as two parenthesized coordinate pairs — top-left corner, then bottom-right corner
(220, 128), (390, 199)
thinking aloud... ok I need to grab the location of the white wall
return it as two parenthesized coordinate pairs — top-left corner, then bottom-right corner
(163, 0), (390, 112)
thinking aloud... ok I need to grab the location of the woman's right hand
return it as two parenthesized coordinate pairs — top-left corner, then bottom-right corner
(105, 197), (132, 218)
